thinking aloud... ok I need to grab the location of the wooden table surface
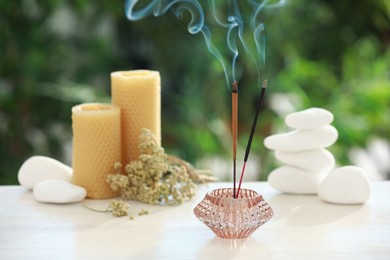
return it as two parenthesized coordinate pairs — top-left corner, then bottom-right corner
(1, 182), (389, 259)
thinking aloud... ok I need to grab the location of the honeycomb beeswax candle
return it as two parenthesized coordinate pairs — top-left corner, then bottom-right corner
(111, 70), (161, 164)
(71, 103), (121, 199)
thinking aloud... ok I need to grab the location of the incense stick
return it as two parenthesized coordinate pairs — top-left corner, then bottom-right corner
(232, 81), (238, 198)
(236, 79), (268, 198)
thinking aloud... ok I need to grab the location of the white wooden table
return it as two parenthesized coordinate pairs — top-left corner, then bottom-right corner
(1, 182), (389, 259)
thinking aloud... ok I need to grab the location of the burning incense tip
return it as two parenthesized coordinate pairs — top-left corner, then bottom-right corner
(262, 79), (268, 89)
(232, 80), (238, 92)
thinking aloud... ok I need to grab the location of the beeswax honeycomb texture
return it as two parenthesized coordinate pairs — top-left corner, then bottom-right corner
(111, 70), (161, 164)
(71, 104), (121, 199)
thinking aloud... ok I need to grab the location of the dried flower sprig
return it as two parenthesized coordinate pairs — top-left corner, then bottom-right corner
(138, 209), (149, 216)
(167, 155), (217, 183)
(83, 199), (130, 217)
(107, 128), (210, 206)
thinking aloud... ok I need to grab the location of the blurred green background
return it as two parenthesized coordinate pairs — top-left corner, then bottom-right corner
(1, 0), (390, 185)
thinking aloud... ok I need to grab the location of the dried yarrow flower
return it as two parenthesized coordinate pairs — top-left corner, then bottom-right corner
(83, 199), (130, 217)
(106, 128), (202, 206)
(108, 199), (130, 217)
(138, 209), (149, 216)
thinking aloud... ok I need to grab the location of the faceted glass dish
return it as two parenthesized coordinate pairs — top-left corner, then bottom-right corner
(193, 188), (274, 239)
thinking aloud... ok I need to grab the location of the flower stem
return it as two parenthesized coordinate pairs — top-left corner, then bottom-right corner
(82, 204), (109, 213)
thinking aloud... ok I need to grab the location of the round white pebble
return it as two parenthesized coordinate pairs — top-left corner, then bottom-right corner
(18, 156), (72, 189)
(33, 180), (86, 204)
(268, 166), (327, 195)
(275, 149), (335, 172)
(318, 166), (370, 204)
(285, 107), (334, 129)
(264, 125), (338, 152)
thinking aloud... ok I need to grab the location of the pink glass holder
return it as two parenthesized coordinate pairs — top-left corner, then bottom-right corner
(194, 188), (274, 239)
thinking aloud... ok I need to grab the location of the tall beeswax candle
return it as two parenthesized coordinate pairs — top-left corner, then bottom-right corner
(71, 103), (121, 199)
(111, 70), (161, 164)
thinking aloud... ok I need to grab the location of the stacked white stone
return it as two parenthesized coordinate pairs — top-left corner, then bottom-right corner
(264, 108), (337, 194)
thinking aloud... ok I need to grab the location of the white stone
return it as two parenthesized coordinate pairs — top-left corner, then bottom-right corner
(33, 180), (86, 204)
(318, 166), (370, 204)
(285, 107), (334, 129)
(18, 156), (72, 189)
(268, 166), (327, 194)
(275, 149), (335, 172)
(264, 125), (338, 152)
